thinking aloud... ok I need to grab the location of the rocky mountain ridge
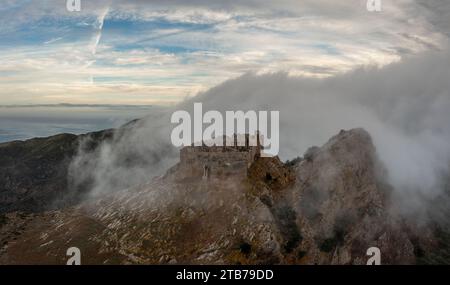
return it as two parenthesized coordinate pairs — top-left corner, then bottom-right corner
(1, 128), (443, 264)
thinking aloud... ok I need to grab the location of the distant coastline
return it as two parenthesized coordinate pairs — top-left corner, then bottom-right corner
(0, 104), (156, 143)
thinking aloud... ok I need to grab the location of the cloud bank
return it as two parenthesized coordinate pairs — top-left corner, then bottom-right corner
(70, 42), (450, 223)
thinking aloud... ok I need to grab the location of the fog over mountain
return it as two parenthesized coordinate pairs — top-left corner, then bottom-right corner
(69, 43), (450, 222)
(1, 0), (450, 266)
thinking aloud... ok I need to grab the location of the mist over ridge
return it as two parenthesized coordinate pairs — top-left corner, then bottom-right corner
(68, 44), (450, 220)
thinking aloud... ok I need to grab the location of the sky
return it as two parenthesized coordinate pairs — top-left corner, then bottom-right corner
(0, 0), (448, 105)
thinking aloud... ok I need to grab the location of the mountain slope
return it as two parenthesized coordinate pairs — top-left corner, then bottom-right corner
(0, 128), (119, 213)
(0, 128), (419, 264)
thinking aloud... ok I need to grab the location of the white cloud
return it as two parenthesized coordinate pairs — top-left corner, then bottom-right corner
(0, 0), (449, 104)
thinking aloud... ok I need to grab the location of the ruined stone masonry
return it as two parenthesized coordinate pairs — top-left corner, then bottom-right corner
(177, 133), (262, 180)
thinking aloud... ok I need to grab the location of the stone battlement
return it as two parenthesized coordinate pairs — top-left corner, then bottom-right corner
(177, 133), (263, 180)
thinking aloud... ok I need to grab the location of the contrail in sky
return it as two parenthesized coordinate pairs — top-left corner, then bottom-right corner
(87, 6), (110, 83)
(91, 7), (110, 55)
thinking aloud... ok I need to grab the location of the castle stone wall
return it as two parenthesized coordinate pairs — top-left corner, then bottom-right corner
(177, 134), (261, 180)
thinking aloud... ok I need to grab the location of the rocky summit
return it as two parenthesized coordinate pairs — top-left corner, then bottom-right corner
(0, 128), (448, 264)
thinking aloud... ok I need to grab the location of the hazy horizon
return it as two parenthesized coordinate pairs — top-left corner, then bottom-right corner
(0, 104), (156, 142)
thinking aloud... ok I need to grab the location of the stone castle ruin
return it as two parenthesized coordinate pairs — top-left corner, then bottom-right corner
(176, 133), (263, 180)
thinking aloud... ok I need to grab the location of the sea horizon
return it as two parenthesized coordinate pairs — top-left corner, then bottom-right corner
(0, 104), (157, 143)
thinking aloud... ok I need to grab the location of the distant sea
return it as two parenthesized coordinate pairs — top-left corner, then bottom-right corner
(0, 104), (157, 143)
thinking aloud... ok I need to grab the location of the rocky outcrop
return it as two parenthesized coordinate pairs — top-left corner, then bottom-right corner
(0, 128), (421, 264)
(284, 129), (415, 264)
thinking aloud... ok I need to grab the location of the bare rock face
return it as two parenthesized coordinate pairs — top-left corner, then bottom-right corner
(284, 129), (415, 264)
(0, 128), (417, 264)
(248, 156), (295, 191)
